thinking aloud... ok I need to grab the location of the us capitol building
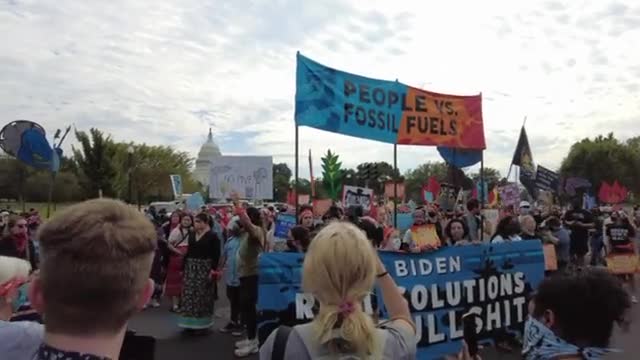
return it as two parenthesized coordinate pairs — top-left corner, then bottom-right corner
(193, 128), (221, 187)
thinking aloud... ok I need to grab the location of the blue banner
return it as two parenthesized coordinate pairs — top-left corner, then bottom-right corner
(257, 241), (545, 359)
(274, 214), (297, 239)
(295, 53), (404, 144)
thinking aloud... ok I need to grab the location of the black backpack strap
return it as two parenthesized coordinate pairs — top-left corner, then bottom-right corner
(272, 325), (293, 360)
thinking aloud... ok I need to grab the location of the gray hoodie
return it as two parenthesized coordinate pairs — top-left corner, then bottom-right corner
(0, 320), (43, 360)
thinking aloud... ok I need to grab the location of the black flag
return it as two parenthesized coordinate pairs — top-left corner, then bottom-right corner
(511, 126), (536, 196)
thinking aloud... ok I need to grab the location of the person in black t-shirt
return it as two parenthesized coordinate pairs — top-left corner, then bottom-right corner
(562, 200), (595, 266)
(605, 211), (637, 303)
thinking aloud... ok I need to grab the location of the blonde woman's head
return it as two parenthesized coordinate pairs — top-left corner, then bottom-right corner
(302, 221), (378, 356)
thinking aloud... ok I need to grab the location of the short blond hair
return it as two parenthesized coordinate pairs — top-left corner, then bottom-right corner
(302, 221), (378, 357)
(37, 199), (156, 335)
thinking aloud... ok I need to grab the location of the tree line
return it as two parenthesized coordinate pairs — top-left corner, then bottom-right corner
(1, 128), (638, 205)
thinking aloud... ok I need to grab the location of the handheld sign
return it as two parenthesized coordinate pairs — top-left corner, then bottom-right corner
(606, 254), (639, 274)
(274, 214), (297, 239)
(257, 241), (545, 359)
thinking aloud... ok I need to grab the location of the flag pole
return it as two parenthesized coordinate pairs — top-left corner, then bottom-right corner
(480, 150), (485, 239)
(393, 143), (398, 228)
(295, 125), (299, 219)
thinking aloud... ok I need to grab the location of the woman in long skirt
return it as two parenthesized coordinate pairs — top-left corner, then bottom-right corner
(165, 214), (192, 312)
(178, 213), (221, 331)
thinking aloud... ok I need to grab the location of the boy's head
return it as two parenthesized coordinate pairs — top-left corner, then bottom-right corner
(30, 199), (157, 336)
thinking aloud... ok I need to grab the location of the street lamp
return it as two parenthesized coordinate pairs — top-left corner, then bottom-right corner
(127, 145), (134, 204)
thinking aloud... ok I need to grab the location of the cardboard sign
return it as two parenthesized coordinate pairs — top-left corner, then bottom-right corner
(543, 244), (558, 271)
(410, 224), (441, 248)
(499, 183), (519, 207)
(257, 242), (545, 359)
(606, 254), (640, 274)
(342, 185), (373, 212)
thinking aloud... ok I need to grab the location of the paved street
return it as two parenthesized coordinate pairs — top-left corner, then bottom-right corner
(129, 282), (640, 360)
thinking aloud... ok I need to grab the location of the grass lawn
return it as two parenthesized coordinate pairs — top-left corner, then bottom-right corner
(0, 201), (76, 218)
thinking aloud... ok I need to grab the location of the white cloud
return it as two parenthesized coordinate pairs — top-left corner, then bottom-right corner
(1, 0), (639, 179)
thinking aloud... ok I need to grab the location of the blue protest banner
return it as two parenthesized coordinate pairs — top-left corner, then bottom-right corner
(274, 214), (297, 239)
(257, 241), (545, 359)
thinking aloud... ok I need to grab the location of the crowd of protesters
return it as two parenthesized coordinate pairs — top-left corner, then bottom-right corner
(0, 196), (638, 359)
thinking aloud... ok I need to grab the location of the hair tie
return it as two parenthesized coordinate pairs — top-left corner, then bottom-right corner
(338, 300), (355, 317)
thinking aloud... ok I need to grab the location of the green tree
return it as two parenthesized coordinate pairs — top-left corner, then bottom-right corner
(273, 163), (292, 202)
(404, 161), (449, 203)
(110, 142), (198, 204)
(469, 167), (502, 189)
(560, 133), (638, 195)
(354, 161), (400, 195)
(72, 128), (117, 198)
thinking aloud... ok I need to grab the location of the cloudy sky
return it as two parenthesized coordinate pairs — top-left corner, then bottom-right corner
(1, 0), (639, 178)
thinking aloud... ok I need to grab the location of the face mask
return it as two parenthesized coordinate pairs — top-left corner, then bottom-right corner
(523, 316), (618, 360)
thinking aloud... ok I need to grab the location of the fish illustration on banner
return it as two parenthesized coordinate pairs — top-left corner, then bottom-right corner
(256, 241), (545, 359)
(295, 53), (486, 149)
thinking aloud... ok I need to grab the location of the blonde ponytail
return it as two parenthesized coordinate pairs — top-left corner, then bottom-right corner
(302, 221), (380, 358)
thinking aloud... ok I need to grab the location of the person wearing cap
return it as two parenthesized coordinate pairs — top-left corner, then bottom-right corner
(517, 200), (531, 222)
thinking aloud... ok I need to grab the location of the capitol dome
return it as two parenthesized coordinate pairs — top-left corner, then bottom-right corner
(194, 128), (222, 187)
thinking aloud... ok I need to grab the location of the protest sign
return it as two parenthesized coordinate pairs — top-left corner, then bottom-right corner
(209, 156), (273, 200)
(342, 185), (373, 212)
(499, 183), (519, 207)
(606, 254), (639, 274)
(257, 242), (545, 359)
(535, 166), (559, 192)
(295, 53), (485, 149)
(273, 214), (297, 239)
(169, 174), (182, 199)
(185, 192), (204, 211)
(396, 212), (413, 232)
(408, 224), (441, 248)
(543, 244), (558, 271)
